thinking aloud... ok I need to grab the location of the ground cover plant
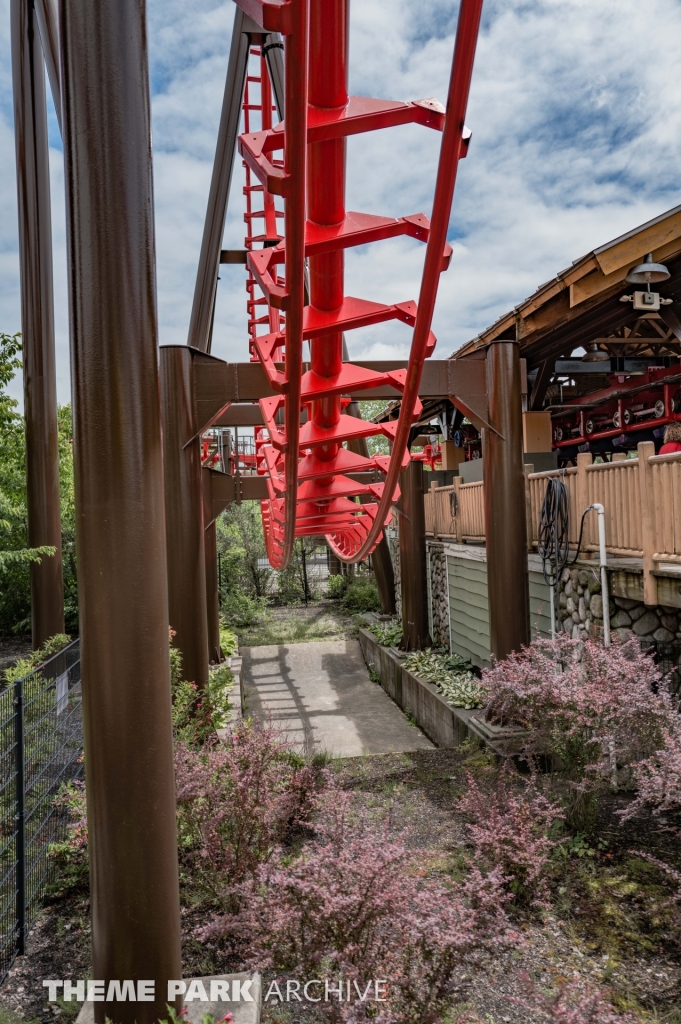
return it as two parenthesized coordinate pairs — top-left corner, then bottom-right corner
(402, 649), (486, 709)
(367, 619), (403, 647)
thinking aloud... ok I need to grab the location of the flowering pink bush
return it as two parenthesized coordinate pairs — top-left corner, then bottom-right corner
(482, 636), (676, 828)
(175, 719), (327, 898)
(458, 769), (562, 907)
(516, 970), (644, 1023)
(199, 791), (517, 1024)
(619, 724), (681, 822)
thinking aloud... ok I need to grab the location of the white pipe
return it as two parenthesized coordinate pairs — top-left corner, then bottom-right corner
(588, 502), (610, 646)
(549, 579), (556, 639)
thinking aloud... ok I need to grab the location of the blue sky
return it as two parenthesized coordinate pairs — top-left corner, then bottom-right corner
(2, 0), (681, 406)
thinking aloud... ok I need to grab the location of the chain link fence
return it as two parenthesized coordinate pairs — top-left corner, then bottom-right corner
(0, 639), (83, 979)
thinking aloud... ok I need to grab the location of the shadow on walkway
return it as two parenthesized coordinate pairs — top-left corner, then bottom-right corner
(241, 639), (433, 758)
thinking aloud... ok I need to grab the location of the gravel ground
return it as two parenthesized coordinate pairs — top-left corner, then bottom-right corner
(0, 636), (33, 675)
(1, 741), (680, 1023)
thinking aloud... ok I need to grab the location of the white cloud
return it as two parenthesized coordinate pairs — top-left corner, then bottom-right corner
(2, 0), (681, 405)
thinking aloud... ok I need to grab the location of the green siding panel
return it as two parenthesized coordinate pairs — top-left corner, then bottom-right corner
(447, 554), (491, 668)
(445, 554), (553, 667)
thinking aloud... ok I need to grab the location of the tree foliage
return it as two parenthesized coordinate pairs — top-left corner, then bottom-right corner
(0, 333), (77, 635)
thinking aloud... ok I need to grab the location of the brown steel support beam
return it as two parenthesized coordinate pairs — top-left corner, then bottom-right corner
(205, 521), (221, 663)
(398, 460), (429, 650)
(11, 0), (64, 649)
(187, 6), (250, 352)
(529, 357), (554, 411)
(34, 0), (61, 130)
(59, 0), (181, 1017)
(160, 346), (210, 692)
(483, 341), (530, 660)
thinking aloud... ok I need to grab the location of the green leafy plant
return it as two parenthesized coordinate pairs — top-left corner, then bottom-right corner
(326, 573), (347, 599)
(402, 649), (485, 709)
(2, 633), (72, 685)
(368, 620), (403, 647)
(170, 643), (233, 748)
(341, 574), (381, 612)
(219, 617), (239, 657)
(0, 334), (78, 635)
(46, 780), (88, 893)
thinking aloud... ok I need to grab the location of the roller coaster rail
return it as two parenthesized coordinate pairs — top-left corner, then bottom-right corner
(224, 0), (484, 569)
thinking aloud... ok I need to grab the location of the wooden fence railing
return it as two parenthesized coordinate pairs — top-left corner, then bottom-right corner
(424, 442), (681, 603)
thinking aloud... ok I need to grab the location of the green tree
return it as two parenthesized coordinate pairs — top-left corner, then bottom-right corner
(0, 334), (77, 634)
(215, 501), (270, 626)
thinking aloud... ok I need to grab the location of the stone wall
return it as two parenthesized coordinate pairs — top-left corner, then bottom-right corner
(558, 565), (681, 690)
(428, 541), (450, 649)
(385, 527), (401, 618)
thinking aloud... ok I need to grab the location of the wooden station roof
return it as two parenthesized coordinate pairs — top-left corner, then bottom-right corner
(454, 204), (681, 392)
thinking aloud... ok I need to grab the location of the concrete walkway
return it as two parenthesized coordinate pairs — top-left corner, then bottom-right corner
(241, 639), (433, 758)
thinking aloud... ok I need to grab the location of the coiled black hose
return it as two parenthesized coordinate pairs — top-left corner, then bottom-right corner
(538, 478), (570, 589)
(538, 477), (592, 618)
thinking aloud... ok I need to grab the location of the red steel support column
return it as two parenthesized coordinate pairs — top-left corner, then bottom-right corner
(59, 0), (181, 1019)
(483, 341), (530, 660)
(11, 0), (64, 649)
(307, 0), (348, 489)
(160, 346), (210, 691)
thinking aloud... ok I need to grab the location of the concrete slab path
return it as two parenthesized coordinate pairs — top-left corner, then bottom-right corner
(241, 639), (433, 757)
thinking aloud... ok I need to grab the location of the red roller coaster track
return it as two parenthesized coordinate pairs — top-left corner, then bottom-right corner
(235, 0), (484, 569)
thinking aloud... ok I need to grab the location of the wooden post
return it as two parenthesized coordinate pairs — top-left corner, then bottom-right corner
(576, 451), (593, 557)
(453, 476), (463, 544)
(524, 463), (534, 553)
(638, 441), (658, 606)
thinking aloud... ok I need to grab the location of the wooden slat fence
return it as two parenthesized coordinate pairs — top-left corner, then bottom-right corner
(424, 443), (681, 604)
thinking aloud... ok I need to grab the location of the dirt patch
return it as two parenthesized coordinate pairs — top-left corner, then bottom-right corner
(0, 637), (33, 675)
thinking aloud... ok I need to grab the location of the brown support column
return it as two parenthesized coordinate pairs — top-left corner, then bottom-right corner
(11, 0), (64, 649)
(483, 341), (530, 661)
(160, 346), (210, 690)
(346, 396), (396, 614)
(59, 0), (181, 1019)
(328, 548), (341, 576)
(205, 520), (221, 663)
(399, 460), (429, 650)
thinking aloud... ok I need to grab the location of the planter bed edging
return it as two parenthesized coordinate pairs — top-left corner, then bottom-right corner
(358, 627), (478, 749)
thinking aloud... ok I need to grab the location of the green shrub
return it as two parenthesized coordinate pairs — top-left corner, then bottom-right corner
(222, 590), (266, 628)
(46, 780), (88, 893)
(171, 653), (233, 748)
(219, 618), (239, 657)
(341, 575), (381, 612)
(368, 620), (403, 647)
(327, 574), (347, 599)
(3, 633), (72, 685)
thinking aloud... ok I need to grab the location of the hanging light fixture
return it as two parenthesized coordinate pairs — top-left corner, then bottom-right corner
(625, 252), (670, 285)
(582, 341), (610, 362)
